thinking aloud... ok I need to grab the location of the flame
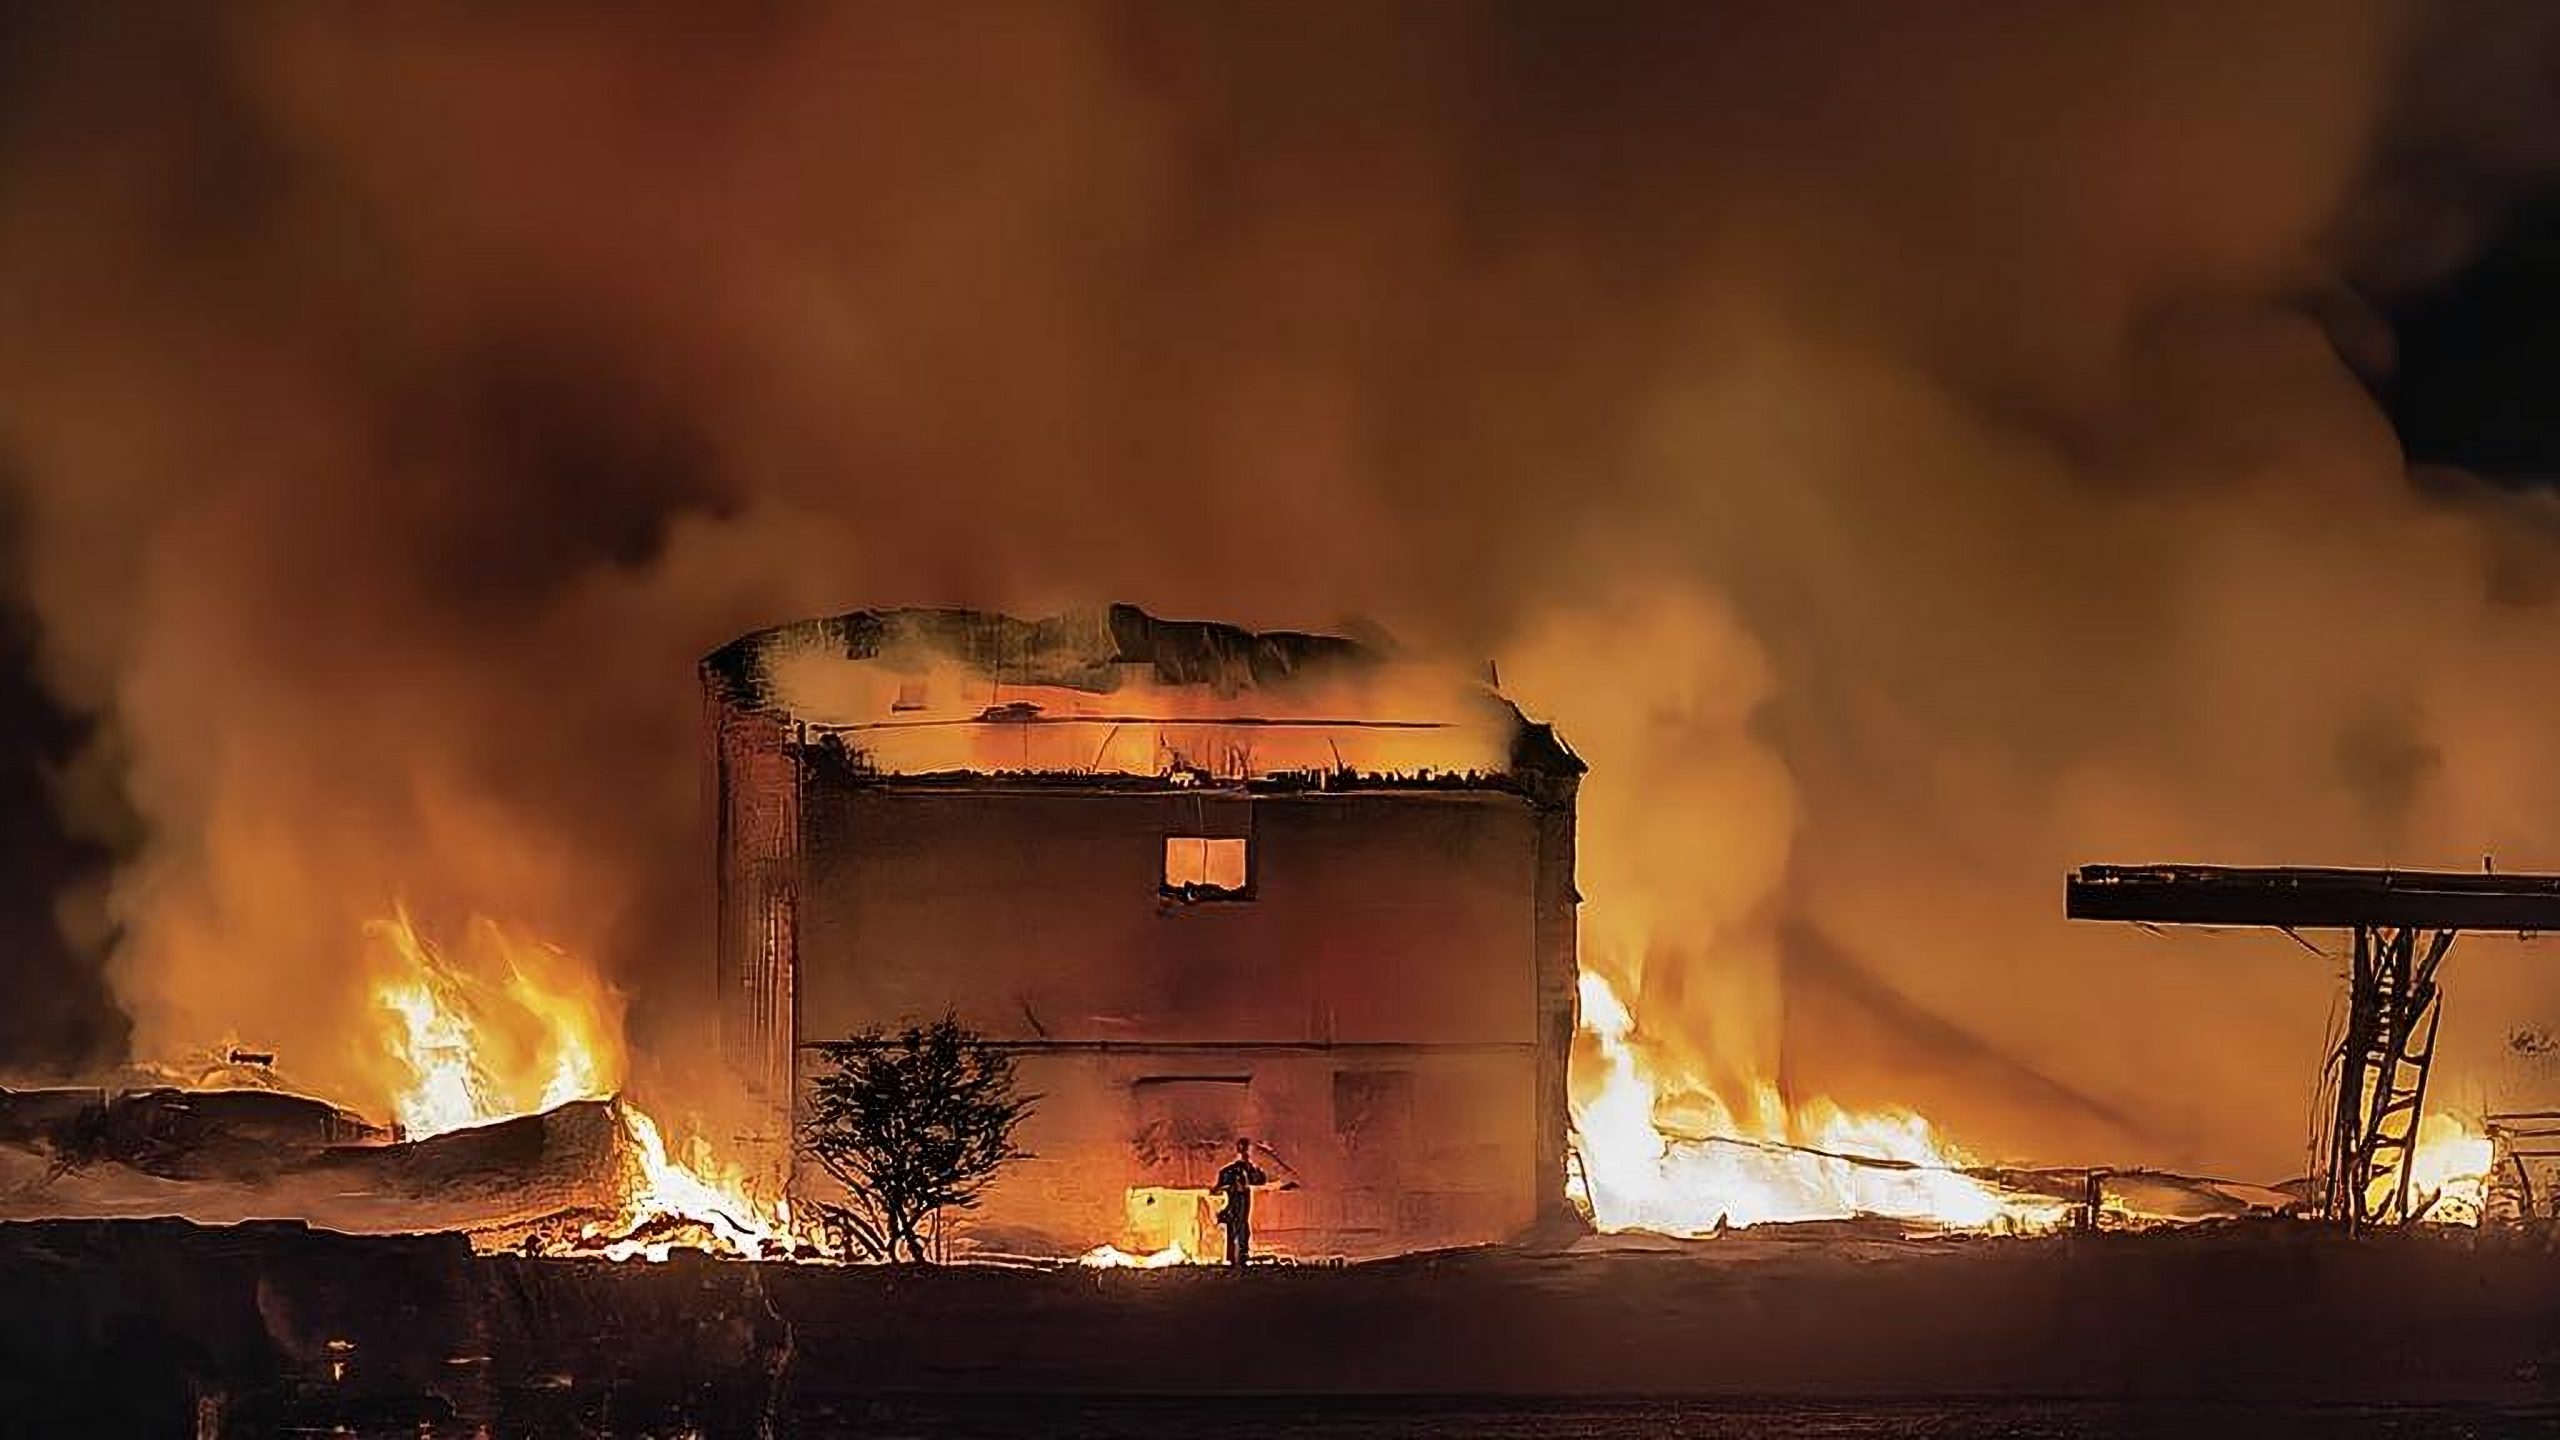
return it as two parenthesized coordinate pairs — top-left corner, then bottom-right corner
(2406, 1111), (2495, 1227)
(756, 636), (1510, 782)
(589, 1105), (796, 1263)
(1572, 972), (2071, 1234)
(346, 903), (2502, 1255)
(365, 908), (799, 1260)
(1078, 1241), (1194, 1269)
(368, 906), (621, 1138)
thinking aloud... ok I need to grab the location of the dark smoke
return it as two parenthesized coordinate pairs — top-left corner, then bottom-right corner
(0, 483), (123, 1074)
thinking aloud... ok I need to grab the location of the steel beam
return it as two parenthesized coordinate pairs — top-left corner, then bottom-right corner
(2068, 864), (2560, 932)
(2063, 862), (2558, 1231)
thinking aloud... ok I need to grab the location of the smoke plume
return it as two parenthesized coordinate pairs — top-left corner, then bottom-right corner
(2, 1), (2558, 1178)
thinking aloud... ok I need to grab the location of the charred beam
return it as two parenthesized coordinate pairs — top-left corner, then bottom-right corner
(2067, 863), (2560, 931)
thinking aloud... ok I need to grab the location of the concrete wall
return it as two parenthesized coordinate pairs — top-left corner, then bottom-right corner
(785, 780), (1563, 1258)
(909, 1049), (1539, 1259)
(797, 786), (1538, 1046)
(708, 699), (798, 1177)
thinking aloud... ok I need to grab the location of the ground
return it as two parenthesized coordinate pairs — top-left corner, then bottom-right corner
(6, 1217), (2560, 1435)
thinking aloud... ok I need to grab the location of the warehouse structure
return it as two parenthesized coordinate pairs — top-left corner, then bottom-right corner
(703, 605), (1581, 1259)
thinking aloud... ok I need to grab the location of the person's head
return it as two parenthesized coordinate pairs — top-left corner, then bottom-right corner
(1235, 1137), (1251, 1158)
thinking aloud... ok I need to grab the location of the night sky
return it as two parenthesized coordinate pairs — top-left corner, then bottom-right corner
(2389, 192), (2560, 483)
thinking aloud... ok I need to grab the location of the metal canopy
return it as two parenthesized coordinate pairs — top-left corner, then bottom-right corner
(2068, 864), (2560, 932)
(2066, 861), (2560, 1234)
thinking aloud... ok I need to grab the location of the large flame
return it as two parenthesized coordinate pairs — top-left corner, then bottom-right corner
(369, 906), (622, 1139)
(366, 909), (793, 1260)
(1572, 972), (2072, 1234)
(361, 905), (2495, 1255)
(1575, 963), (2499, 1234)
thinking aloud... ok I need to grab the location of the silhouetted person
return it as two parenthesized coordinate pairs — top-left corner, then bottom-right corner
(1213, 1137), (1268, 1268)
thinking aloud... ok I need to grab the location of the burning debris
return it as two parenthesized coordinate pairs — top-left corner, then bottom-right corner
(369, 914), (796, 1262)
(1571, 973), (2077, 1236)
(590, 1105), (796, 1262)
(1569, 961), (2503, 1240)
(4, 639), (2525, 1271)
(354, 907), (798, 1260)
(0, 899), (800, 1265)
(0, 1084), (803, 1263)
(0, 897), (2499, 1261)
(0, 1090), (618, 1233)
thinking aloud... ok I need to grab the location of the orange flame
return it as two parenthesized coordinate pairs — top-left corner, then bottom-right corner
(368, 906), (621, 1138)
(365, 908), (797, 1259)
(588, 1106), (796, 1263)
(2406, 1111), (2494, 1227)
(1571, 972), (2072, 1233)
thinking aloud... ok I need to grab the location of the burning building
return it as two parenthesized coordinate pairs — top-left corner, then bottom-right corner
(702, 605), (1582, 1260)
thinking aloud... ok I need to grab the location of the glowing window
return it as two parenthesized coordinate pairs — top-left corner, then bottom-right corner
(1163, 836), (1249, 896)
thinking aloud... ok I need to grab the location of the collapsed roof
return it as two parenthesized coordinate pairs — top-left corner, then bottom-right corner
(703, 603), (1578, 784)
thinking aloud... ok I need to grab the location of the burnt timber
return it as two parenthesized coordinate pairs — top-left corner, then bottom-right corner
(2067, 863), (2560, 1233)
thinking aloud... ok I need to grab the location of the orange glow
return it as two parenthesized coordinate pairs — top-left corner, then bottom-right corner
(1572, 972), (2072, 1234)
(1077, 1241), (1194, 1269)
(365, 908), (795, 1260)
(1163, 836), (1248, 890)
(368, 906), (621, 1138)
(756, 640), (1511, 781)
(2405, 1112), (2495, 1227)
(587, 1105), (796, 1263)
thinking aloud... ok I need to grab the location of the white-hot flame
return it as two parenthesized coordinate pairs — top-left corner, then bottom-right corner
(369, 907), (619, 1138)
(2407, 1111), (2495, 1226)
(1573, 972), (2071, 1234)
(591, 1106), (795, 1263)
(366, 908), (796, 1260)
(376, 975), (493, 1139)
(1078, 1242), (1193, 1269)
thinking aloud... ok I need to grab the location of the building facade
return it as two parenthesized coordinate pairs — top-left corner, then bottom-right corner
(704, 605), (1580, 1259)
